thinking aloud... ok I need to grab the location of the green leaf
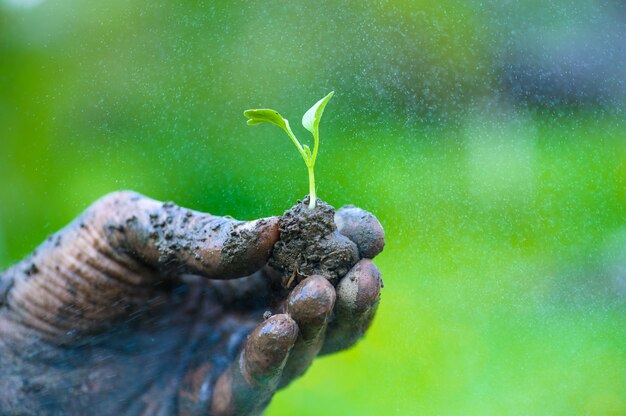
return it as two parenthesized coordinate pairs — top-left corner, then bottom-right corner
(302, 91), (334, 135)
(243, 109), (287, 130)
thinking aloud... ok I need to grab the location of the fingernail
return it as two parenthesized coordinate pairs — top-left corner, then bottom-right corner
(243, 314), (298, 384)
(287, 276), (336, 339)
(337, 260), (382, 313)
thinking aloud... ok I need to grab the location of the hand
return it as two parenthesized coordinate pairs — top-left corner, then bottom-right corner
(0, 191), (384, 415)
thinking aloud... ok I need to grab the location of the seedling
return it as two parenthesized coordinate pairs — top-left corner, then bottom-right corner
(244, 91), (334, 209)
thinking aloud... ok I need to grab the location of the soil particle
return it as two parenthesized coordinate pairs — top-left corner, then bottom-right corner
(0, 276), (14, 306)
(125, 215), (138, 225)
(270, 197), (359, 288)
(25, 263), (40, 277)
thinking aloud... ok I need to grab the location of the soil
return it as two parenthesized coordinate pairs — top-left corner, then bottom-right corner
(269, 196), (359, 288)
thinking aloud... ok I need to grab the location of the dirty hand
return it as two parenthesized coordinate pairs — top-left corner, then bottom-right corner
(0, 191), (384, 415)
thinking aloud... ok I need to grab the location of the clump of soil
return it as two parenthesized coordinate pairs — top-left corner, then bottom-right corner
(269, 196), (359, 288)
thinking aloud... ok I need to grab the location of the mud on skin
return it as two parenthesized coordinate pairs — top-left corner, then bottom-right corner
(269, 196), (360, 288)
(0, 191), (386, 415)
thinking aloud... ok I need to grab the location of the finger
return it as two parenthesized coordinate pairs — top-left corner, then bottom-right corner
(211, 314), (298, 416)
(278, 275), (335, 388)
(320, 259), (382, 355)
(0, 191), (279, 343)
(93, 191), (279, 279)
(335, 206), (385, 259)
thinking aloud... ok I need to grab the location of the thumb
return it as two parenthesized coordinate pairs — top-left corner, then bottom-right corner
(0, 191), (279, 343)
(99, 191), (280, 279)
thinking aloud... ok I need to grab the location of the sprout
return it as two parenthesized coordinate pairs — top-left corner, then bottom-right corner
(244, 91), (334, 209)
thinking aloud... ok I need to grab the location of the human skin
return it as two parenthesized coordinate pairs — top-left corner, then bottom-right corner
(0, 191), (384, 415)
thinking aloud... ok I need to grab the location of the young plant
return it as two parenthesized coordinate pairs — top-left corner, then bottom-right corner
(244, 91), (334, 209)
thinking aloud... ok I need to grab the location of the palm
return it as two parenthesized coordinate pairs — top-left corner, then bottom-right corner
(25, 272), (279, 415)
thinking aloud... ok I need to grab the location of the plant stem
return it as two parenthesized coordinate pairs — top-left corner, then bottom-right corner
(307, 165), (316, 209)
(282, 122), (307, 161)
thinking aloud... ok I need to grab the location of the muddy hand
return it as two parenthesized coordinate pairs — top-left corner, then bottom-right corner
(210, 205), (385, 414)
(0, 191), (384, 415)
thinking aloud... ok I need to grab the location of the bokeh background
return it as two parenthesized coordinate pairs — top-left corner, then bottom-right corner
(1, 0), (625, 414)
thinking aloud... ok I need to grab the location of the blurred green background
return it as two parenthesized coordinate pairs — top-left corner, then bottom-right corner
(1, 0), (625, 414)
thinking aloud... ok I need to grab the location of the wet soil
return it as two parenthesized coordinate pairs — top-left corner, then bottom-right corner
(269, 197), (359, 288)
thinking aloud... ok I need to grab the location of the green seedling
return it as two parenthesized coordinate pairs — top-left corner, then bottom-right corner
(244, 91), (334, 209)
